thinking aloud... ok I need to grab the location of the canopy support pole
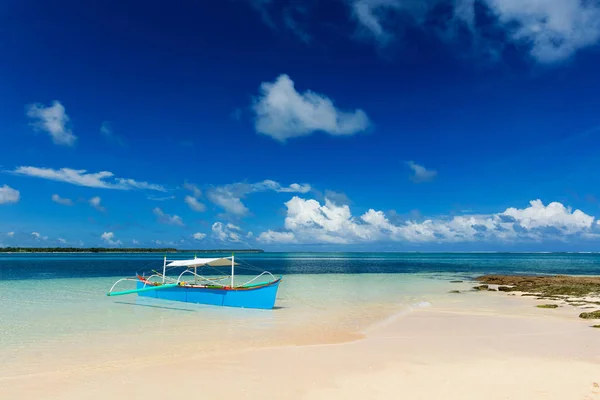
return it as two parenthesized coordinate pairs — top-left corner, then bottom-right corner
(162, 255), (166, 283)
(231, 252), (235, 288)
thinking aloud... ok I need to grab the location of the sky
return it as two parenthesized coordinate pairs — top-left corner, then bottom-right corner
(2, 0), (600, 251)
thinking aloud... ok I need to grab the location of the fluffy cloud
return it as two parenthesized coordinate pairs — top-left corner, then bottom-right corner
(0, 185), (20, 205)
(405, 161), (437, 183)
(26, 100), (76, 146)
(257, 230), (297, 244)
(192, 232), (207, 240)
(153, 207), (184, 226)
(31, 232), (48, 240)
(258, 196), (597, 245)
(12, 166), (166, 192)
(471, 0), (600, 63)
(349, 0), (600, 63)
(212, 222), (243, 242)
(185, 195), (206, 212)
(89, 196), (105, 212)
(101, 232), (122, 246)
(207, 179), (311, 216)
(51, 193), (73, 206)
(252, 74), (371, 142)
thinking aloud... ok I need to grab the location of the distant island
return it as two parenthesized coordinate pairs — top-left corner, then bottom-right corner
(0, 247), (264, 253)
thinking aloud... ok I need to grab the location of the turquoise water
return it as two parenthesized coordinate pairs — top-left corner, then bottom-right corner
(2, 252), (600, 280)
(1, 252), (598, 377)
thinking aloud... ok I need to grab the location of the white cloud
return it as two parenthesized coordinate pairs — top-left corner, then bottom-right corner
(132, 239), (140, 245)
(252, 74), (371, 142)
(12, 166), (166, 192)
(184, 195), (206, 212)
(349, 0), (600, 63)
(101, 232), (122, 246)
(31, 232), (48, 240)
(208, 187), (250, 216)
(148, 195), (176, 201)
(475, 0), (600, 63)
(351, 0), (405, 45)
(183, 182), (202, 198)
(405, 161), (437, 183)
(258, 230), (297, 244)
(7, 232), (14, 237)
(89, 196), (105, 212)
(207, 179), (311, 216)
(26, 101), (76, 146)
(192, 232), (207, 240)
(153, 207), (184, 226)
(212, 222), (243, 242)
(58, 238), (67, 244)
(258, 196), (598, 245)
(0, 185), (20, 205)
(51, 193), (73, 206)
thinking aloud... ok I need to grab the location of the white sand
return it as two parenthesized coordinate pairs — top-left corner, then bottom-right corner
(2, 289), (600, 400)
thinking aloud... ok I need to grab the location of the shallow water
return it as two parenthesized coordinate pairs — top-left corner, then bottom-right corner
(1, 252), (598, 377)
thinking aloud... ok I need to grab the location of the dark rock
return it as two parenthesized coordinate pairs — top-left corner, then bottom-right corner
(450, 280), (463, 283)
(475, 275), (600, 297)
(473, 285), (489, 291)
(579, 310), (600, 319)
(448, 290), (461, 294)
(497, 286), (511, 292)
(536, 304), (559, 309)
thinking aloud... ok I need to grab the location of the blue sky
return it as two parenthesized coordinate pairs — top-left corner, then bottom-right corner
(2, 0), (600, 250)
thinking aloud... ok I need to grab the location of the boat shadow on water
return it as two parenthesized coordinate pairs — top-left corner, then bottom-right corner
(113, 300), (288, 311)
(113, 300), (198, 312)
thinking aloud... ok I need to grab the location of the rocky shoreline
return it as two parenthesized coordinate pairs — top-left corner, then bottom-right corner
(469, 275), (600, 325)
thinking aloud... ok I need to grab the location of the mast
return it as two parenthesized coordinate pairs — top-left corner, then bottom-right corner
(231, 252), (235, 288)
(162, 255), (166, 283)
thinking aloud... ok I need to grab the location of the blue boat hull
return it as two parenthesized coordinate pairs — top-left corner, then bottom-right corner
(136, 280), (281, 309)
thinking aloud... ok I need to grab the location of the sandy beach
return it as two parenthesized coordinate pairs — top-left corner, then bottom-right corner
(2, 279), (599, 400)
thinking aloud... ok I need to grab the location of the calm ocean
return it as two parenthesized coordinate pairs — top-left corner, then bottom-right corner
(1, 252), (599, 280)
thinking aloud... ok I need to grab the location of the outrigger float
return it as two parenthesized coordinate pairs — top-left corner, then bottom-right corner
(107, 254), (282, 309)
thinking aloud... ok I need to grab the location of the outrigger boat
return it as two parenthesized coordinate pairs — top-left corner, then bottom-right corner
(106, 254), (282, 309)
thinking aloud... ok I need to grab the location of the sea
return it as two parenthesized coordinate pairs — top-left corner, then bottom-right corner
(1, 252), (599, 378)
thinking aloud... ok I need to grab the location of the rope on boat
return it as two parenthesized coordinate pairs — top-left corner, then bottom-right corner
(128, 256), (281, 290)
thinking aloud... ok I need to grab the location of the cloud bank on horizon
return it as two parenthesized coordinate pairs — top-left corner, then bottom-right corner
(258, 197), (597, 245)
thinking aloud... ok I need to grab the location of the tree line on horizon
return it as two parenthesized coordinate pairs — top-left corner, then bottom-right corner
(0, 247), (264, 253)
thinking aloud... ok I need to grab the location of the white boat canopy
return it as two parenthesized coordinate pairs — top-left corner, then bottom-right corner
(166, 257), (238, 267)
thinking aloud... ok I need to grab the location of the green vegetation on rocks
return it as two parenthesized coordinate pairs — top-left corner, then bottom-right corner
(476, 275), (600, 297)
(579, 310), (600, 319)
